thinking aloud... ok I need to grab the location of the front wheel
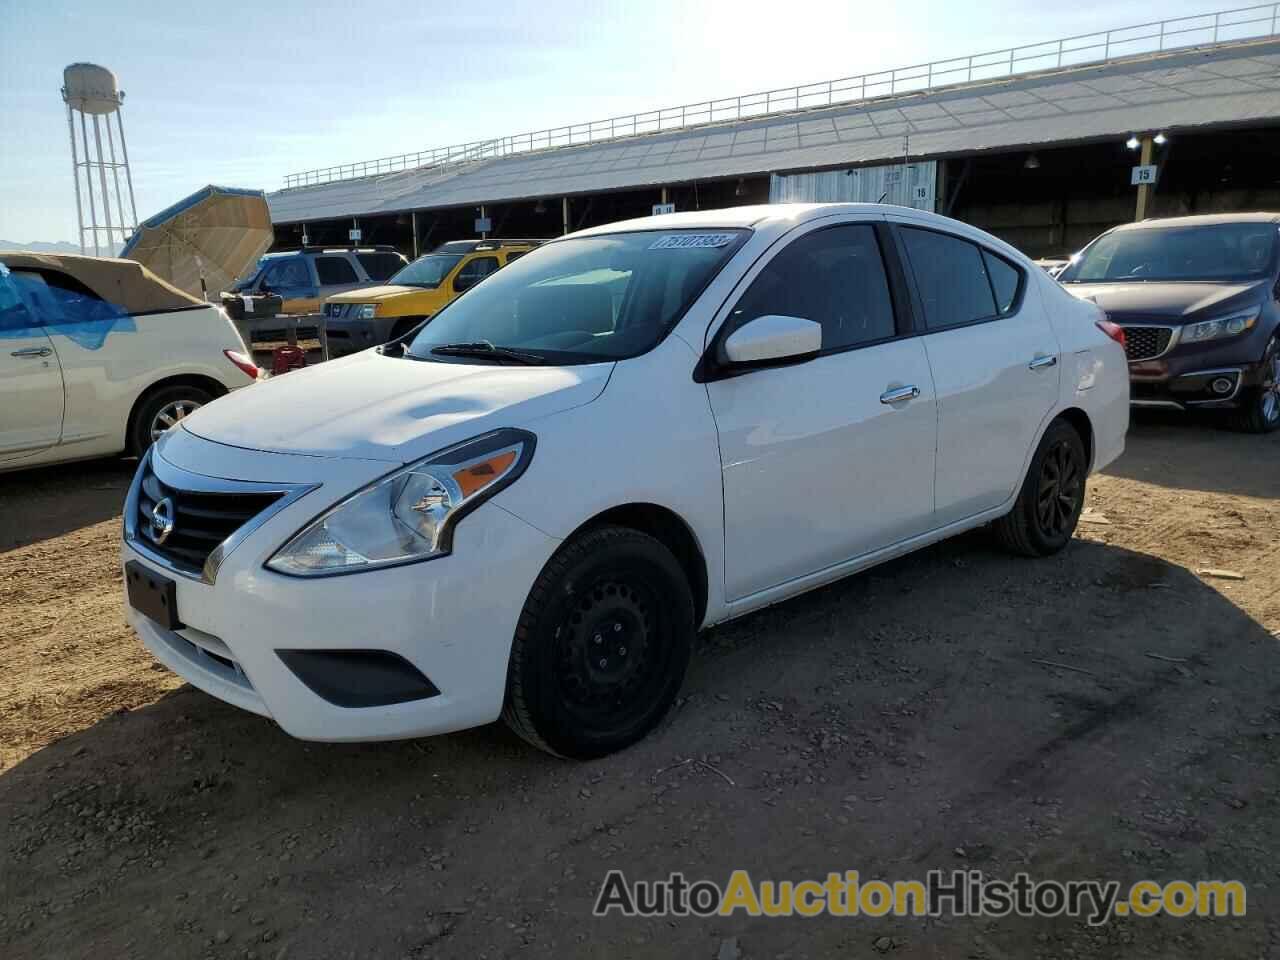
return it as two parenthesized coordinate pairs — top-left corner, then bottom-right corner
(502, 526), (694, 759)
(993, 419), (1087, 557)
(129, 385), (214, 456)
(1229, 335), (1280, 434)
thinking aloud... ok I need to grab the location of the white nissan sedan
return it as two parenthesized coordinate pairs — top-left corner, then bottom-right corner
(122, 204), (1128, 758)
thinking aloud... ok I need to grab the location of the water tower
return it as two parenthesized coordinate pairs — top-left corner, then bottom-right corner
(61, 63), (138, 256)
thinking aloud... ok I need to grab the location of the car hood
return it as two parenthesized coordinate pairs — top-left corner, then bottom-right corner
(326, 284), (427, 303)
(1062, 280), (1266, 321)
(181, 350), (613, 462)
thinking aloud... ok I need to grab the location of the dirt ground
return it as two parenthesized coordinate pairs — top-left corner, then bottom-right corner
(2, 411), (1278, 959)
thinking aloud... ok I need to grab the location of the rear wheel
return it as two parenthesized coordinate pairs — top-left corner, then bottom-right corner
(1229, 334), (1280, 434)
(502, 526), (694, 759)
(993, 419), (1087, 557)
(129, 385), (213, 456)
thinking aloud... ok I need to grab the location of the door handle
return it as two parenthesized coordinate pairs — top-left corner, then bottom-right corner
(879, 384), (921, 404)
(10, 347), (52, 358)
(1029, 354), (1058, 371)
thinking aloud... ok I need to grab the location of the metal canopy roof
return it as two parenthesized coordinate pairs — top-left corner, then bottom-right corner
(268, 39), (1280, 225)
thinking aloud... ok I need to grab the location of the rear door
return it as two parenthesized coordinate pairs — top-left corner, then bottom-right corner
(890, 219), (1060, 526)
(0, 266), (65, 461)
(705, 219), (938, 601)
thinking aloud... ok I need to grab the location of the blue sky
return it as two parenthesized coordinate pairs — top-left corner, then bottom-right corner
(2, 0), (1228, 242)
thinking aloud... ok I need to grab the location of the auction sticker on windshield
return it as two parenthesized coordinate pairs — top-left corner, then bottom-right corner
(649, 233), (737, 249)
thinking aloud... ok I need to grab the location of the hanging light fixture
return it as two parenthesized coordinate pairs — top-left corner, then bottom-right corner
(1153, 132), (1168, 145)
(1024, 153), (1040, 170)
(534, 199), (547, 214)
(734, 178), (747, 198)
(1125, 135), (1141, 150)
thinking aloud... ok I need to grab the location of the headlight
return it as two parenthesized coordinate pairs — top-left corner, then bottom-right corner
(1181, 307), (1260, 344)
(266, 428), (535, 576)
(353, 304), (377, 320)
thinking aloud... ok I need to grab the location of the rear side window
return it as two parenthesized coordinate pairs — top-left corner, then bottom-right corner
(454, 256), (500, 292)
(982, 250), (1023, 315)
(729, 224), (896, 351)
(504, 251), (527, 265)
(900, 227), (997, 330)
(316, 256), (359, 285)
(356, 252), (405, 281)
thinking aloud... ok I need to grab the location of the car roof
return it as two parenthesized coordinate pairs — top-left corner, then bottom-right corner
(569, 203), (974, 237)
(432, 239), (544, 254)
(1116, 212), (1280, 231)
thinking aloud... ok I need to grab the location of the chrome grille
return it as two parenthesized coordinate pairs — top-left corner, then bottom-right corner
(1119, 325), (1174, 362)
(136, 460), (282, 575)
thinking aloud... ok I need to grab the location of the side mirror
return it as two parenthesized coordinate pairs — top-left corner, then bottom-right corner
(722, 314), (822, 366)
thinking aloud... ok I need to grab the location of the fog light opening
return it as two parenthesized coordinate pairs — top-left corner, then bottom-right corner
(1210, 377), (1235, 395)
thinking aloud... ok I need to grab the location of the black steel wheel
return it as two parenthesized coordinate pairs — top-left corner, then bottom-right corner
(993, 418), (1087, 557)
(503, 526), (694, 759)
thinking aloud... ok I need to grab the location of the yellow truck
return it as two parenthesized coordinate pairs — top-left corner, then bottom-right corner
(321, 239), (542, 356)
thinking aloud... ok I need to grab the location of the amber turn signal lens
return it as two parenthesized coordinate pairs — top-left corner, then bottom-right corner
(452, 450), (518, 498)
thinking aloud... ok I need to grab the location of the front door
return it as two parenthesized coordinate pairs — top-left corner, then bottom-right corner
(0, 266), (64, 461)
(704, 221), (938, 601)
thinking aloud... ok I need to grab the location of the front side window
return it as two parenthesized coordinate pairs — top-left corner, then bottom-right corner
(389, 254), (463, 289)
(1059, 222), (1278, 283)
(727, 224), (896, 351)
(453, 256), (500, 292)
(315, 256), (358, 285)
(900, 228), (997, 330)
(407, 229), (747, 364)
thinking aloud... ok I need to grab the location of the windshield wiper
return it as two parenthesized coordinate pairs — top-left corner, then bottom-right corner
(429, 341), (546, 365)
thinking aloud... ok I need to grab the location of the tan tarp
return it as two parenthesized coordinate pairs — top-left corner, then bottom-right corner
(0, 251), (203, 314)
(121, 187), (273, 300)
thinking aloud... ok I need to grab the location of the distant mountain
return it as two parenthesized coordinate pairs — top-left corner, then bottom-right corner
(0, 240), (122, 256)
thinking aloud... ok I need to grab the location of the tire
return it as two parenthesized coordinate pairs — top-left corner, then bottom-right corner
(1228, 334), (1280, 434)
(129, 385), (214, 457)
(992, 418), (1087, 558)
(502, 525), (695, 759)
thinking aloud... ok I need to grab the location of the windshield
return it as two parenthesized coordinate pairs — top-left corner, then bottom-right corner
(1060, 223), (1278, 284)
(406, 229), (748, 364)
(229, 257), (270, 291)
(389, 254), (464, 288)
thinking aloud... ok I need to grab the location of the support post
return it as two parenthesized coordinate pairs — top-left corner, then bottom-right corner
(66, 105), (85, 254)
(80, 111), (100, 256)
(562, 197), (570, 236)
(479, 204), (488, 239)
(1135, 135), (1154, 221)
(91, 114), (116, 249)
(411, 211), (419, 259)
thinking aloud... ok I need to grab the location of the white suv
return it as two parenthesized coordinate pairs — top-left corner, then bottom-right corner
(121, 205), (1128, 758)
(0, 253), (257, 472)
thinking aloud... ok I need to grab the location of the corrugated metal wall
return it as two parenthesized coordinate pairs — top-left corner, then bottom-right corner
(769, 161), (937, 211)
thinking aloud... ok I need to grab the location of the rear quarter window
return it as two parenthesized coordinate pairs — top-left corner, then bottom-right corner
(316, 256), (359, 285)
(356, 252), (406, 281)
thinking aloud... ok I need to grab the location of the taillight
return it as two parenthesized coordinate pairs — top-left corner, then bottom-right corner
(1096, 318), (1126, 350)
(224, 349), (260, 380)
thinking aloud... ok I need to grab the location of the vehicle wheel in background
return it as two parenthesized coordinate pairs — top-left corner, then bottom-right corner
(129, 385), (214, 457)
(992, 418), (1087, 557)
(1229, 335), (1280, 434)
(503, 526), (694, 759)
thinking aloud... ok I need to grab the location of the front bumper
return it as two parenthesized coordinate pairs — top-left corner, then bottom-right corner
(1123, 324), (1270, 410)
(322, 314), (399, 357)
(122, 430), (561, 741)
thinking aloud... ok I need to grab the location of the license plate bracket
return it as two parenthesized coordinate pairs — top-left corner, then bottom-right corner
(126, 560), (183, 631)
